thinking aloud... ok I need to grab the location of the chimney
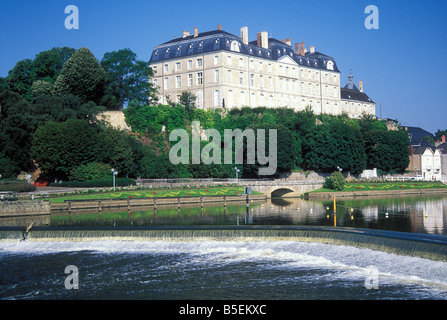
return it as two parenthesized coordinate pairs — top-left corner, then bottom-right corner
(257, 32), (262, 47)
(182, 30), (190, 38)
(442, 135), (446, 143)
(286, 38), (291, 46)
(280, 39), (285, 43)
(310, 45), (315, 53)
(194, 27), (198, 37)
(241, 26), (248, 45)
(260, 31), (268, 49)
(295, 43), (300, 55)
(300, 42), (305, 56)
(359, 80), (363, 92)
(217, 24), (222, 30)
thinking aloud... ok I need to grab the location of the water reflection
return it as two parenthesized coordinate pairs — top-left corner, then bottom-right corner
(1, 195), (446, 235)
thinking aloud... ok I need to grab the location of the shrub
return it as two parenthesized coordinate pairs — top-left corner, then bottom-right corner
(324, 171), (346, 191)
(69, 162), (112, 182)
(0, 180), (37, 193)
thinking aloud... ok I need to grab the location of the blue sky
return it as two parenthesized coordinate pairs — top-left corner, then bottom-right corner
(1, 0), (446, 134)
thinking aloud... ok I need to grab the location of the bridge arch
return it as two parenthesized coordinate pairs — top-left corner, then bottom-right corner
(270, 188), (299, 198)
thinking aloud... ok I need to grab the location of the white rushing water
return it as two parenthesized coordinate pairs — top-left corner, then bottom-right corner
(1, 238), (446, 295)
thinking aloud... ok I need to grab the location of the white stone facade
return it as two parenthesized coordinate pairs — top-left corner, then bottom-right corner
(149, 26), (376, 118)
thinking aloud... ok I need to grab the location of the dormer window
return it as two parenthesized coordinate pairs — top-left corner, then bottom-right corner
(230, 41), (240, 52)
(327, 61), (334, 70)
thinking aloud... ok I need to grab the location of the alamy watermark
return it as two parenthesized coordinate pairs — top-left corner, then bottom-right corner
(65, 5), (79, 30)
(64, 265), (79, 290)
(169, 121), (277, 176)
(365, 5), (379, 30)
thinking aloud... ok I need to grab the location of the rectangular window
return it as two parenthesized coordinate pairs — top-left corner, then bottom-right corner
(227, 56), (232, 66)
(196, 91), (203, 108)
(164, 77), (169, 89)
(215, 70), (220, 83)
(188, 74), (193, 86)
(175, 62), (181, 71)
(214, 55), (219, 65)
(188, 60), (193, 69)
(227, 70), (232, 83)
(250, 74), (254, 86)
(197, 72), (203, 85)
(239, 72), (244, 85)
(176, 75), (181, 88)
(164, 64), (169, 72)
(239, 58), (244, 68)
(197, 59), (203, 68)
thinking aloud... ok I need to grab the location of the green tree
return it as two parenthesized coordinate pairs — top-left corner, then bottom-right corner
(242, 124), (296, 177)
(95, 128), (134, 177)
(31, 119), (99, 179)
(30, 47), (76, 84)
(54, 47), (106, 104)
(179, 91), (196, 116)
(69, 162), (112, 182)
(100, 48), (156, 110)
(324, 171), (346, 191)
(31, 79), (53, 99)
(6, 59), (34, 101)
(0, 89), (35, 174)
(434, 129), (447, 141)
(364, 129), (409, 173)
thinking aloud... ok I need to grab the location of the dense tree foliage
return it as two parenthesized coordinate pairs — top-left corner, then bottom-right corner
(1, 46), (412, 181)
(54, 47), (106, 104)
(100, 49), (157, 110)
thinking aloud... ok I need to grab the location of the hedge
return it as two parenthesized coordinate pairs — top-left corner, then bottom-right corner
(48, 178), (136, 188)
(0, 181), (37, 193)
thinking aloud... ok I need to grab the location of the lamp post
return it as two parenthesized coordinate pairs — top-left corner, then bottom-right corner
(234, 167), (240, 185)
(111, 168), (118, 191)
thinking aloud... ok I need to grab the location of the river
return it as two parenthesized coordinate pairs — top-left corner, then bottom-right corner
(0, 194), (446, 301)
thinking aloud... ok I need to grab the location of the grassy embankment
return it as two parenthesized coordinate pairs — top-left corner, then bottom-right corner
(312, 181), (447, 193)
(49, 186), (262, 204)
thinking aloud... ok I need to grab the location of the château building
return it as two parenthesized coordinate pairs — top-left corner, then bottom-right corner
(149, 25), (375, 118)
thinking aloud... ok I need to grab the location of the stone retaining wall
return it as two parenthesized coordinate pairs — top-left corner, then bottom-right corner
(305, 188), (447, 199)
(0, 200), (50, 216)
(51, 194), (267, 212)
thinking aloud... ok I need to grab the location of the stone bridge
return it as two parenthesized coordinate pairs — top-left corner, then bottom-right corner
(237, 180), (325, 198)
(141, 178), (325, 198)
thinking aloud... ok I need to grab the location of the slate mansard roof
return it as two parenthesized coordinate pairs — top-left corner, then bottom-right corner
(149, 29), (340, 73)
(340, 87), (375, 104)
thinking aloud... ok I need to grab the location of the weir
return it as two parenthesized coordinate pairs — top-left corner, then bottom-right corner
(1, 226), (446, 262)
